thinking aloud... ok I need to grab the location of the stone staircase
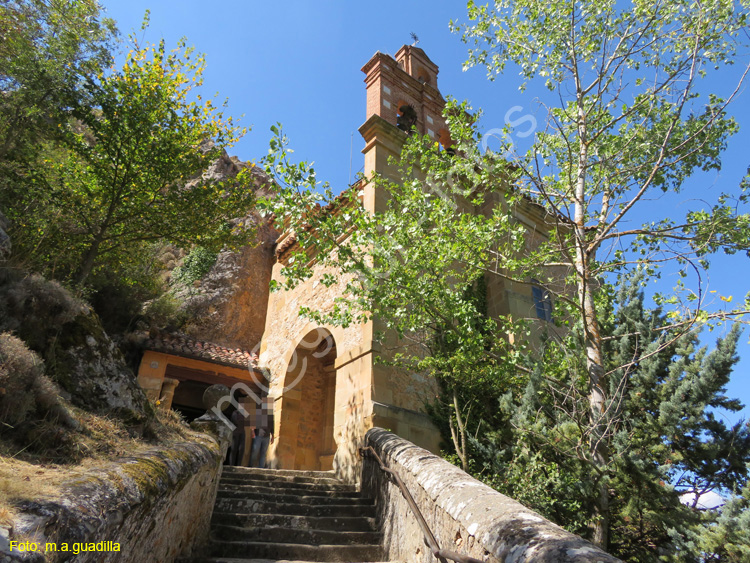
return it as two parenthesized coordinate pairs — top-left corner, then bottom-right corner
(182, 466), (384, 563)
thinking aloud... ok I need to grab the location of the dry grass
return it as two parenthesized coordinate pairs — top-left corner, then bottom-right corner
(0, 402), (195, 526)
(1, 403), (190, 465)
(0, 456), (72, 527)
(155, 406), (191, 438)
(0, 458), (68, 502)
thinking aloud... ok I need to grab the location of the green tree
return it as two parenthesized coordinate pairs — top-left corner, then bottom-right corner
(451, 0), (750, 547)
(5, 32), (256, 283)
(699, 476), (750, 561)
(501, 275), (750, 561)
(0, 0), (116, 162)
(261, 0), (750, 553)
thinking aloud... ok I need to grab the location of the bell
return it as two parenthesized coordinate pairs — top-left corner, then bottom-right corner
(397, 104), (418, 133)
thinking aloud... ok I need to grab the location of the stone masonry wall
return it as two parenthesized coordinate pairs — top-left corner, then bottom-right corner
(260, 261), (366, 382)
(261, 258), (370, 473)
(2, 427), (229, 563)
(295, 353), (326, 466)
(362, 428), (622, 563)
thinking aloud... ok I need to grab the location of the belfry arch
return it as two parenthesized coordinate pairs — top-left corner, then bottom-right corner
(275, 328), (337, 470)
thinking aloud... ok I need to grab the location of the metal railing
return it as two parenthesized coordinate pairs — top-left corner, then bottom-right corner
(359, 446), (483, 563)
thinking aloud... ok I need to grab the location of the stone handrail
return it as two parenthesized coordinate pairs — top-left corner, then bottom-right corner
(360, 445), (482, 563)
(360, 428), (622, 563)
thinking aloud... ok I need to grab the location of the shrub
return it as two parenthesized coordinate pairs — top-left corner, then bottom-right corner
(0, 333), (41, 426)
(0, 333), (75, 429)
(88, 242), (176, 334)
(171, 246), (218, 288)
(0, 269), (87, 351)
(141, 293), (188, 332)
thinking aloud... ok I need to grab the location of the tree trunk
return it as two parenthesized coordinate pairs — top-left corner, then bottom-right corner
(449, 388), (469, 472)
(577, 244), (610, 548)
(574, 101), (610, 550)
(75, 236), (103, 285)
(576, 227), (611, 550)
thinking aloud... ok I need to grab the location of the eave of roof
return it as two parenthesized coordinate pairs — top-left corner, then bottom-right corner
(139, 331), (259, 371)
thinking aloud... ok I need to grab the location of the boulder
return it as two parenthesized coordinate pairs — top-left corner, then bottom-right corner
(0, 271), (150, 422)
(178, 215), (277, 351)
(177, 154), (278, 351)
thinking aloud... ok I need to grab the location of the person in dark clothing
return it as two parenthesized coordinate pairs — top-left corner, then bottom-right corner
(230, 406), (250, 466)
(250, 392), (274, 468)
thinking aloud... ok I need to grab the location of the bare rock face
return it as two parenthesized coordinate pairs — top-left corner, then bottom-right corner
(0, 270), (151, 422)
(177, 154), (278, 352)
(53, 310), (151, 419)
(179, 218), (277, 351)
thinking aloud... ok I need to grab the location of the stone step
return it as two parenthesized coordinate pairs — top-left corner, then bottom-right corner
(181, 559), (392, 563)
(194, 467), (383, 563)
(219, 478), (356, 494)
(211, 512), (378, 532)
(211, 524), (381, 546)
(217, 483), (362, 499)
(214, 499), (376, 518)
(202, 540), (383, 562)
(222, 467), (336, 480)
(219, 472), (350, 489)
(215, 489), (372, 506)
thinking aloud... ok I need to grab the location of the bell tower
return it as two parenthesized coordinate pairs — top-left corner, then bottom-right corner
(358, 46), (450, 212)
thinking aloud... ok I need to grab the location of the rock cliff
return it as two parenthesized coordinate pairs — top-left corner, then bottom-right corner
(0, 209), (9, 259)
(177, 153), (278, 351)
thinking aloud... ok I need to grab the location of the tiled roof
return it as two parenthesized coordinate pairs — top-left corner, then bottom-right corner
(274, 184), (362, 260)
(141, 331), (258, 370)
(275, 231), (299, 259)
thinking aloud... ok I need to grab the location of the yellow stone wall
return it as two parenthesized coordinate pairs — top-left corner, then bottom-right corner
(259, 257), (442, 482)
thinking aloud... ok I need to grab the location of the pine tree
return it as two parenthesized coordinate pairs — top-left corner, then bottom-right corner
(446, 274), (750, 561)
(699, 475), (750, 561)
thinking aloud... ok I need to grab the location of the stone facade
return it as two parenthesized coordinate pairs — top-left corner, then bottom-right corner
(257, 47), (465, 481)
(259, 262), (379, 481)
(257, 45), (563, 483)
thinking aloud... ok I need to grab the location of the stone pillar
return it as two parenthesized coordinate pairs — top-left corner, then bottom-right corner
(159, 378), (180, 410)
(136, 350), (168, 401)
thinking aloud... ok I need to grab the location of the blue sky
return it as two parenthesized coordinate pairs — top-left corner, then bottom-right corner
(101, 1), (750, 424)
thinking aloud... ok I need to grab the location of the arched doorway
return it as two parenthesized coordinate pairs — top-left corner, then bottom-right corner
(276, 328), (337, 470)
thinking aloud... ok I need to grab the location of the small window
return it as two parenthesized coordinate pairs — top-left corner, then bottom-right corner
(532, 280), (552, 322)
(416, 66), (431, 85)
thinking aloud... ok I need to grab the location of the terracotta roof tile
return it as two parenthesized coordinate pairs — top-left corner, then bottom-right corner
(140, 331), (258, 370)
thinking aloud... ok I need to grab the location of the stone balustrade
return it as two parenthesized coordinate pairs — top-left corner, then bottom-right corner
(361, 427), (622, 563)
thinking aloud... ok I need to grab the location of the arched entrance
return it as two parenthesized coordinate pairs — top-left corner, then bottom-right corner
(276, 328), (337, 470)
